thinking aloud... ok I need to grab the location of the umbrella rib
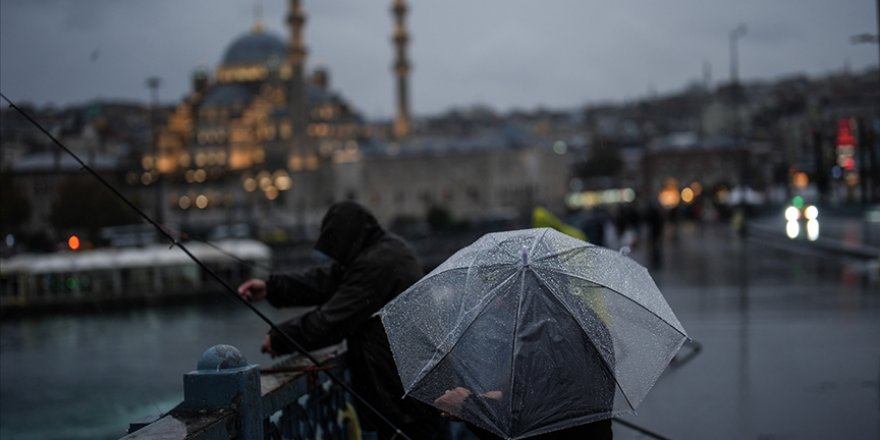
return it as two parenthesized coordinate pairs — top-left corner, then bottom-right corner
(404, 270), (521, 392)
(531, 269), (639, 413)
(534, 248), (687, 339)
(423, 262), (517, 281)
(506, 267), (528, 434)
(558, 268), (688, 339)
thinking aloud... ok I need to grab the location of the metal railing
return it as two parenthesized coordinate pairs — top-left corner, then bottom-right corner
(122, 343), (352, 440)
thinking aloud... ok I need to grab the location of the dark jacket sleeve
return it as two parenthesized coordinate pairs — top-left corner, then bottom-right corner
(265, 263), (341, 308)
(268, 257), (396, 353)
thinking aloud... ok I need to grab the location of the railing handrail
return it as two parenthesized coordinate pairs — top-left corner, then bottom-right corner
(121, 343), (348, 440)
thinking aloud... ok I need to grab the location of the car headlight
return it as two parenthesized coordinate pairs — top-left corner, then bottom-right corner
(784, 206), (800, 222)
(804, 205), (818, 220)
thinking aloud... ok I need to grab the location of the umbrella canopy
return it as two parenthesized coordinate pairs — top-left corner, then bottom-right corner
(379, 228), (688, 439)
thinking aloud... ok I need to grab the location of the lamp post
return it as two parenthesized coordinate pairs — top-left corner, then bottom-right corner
(146, 76), (163, 225)
(727, 24), (749, 211)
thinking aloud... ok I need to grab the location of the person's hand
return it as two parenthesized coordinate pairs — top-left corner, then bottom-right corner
(261, 334), (277, 357)
(237, 278), (267, 302)
(433, 386), (472, 418)
(480, 390), (503, 400)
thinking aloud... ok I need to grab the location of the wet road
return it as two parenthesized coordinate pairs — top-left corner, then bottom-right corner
(617, 221), (880, 440)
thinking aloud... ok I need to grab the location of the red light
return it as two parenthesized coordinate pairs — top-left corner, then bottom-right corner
(68, 235), (80, 251)
(844, 157), (856, 170)
(836, 118), (855, 146)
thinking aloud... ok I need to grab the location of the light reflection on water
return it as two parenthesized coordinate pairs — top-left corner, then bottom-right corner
(0, 302), (295, 440)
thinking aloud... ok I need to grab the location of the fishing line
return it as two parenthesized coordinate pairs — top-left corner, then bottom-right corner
(0, 92), (411, 440)
(163, 225), (274, 272)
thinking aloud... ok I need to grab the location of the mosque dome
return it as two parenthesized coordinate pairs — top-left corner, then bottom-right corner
(202, 83), (255, 107)
(221, 29), (287, 67)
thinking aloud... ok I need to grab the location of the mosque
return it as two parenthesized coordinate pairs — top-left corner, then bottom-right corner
(143, 0), (571, 238)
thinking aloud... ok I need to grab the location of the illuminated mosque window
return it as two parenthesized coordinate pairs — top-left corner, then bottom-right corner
(319, 106), (335, 120)
(253, 148), (265, 163)
(288, 155), (303, 171)
(307, 123), (331, 138)
(306, 155), (320, 170)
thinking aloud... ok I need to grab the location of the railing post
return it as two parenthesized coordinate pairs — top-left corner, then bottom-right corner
(182, 344), (263, 439)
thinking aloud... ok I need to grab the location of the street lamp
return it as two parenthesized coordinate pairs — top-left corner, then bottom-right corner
(729, 24), (747, 85)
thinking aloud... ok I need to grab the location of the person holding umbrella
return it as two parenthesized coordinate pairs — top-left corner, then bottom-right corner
(431, 246), (615, 439)
(379, 228), (689, 439)
(237, 201), (445, 439)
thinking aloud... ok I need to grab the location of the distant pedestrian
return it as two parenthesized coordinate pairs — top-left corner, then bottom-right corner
(644, 201), (665, 268)
(237, 201), (446, 439)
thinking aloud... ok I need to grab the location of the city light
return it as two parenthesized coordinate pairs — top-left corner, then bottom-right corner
(658, 178), (680, 208)
(243, 177), (258, 192)
(681, 187), (695, 204)
(804, 205), (818, 220)
(785, 206), (800, 222)
(178, 195), (192, 210)
(67, 235), (80, 251)
(195, 195), (208, 209)
(564, 188), (636, 209)
(786, 220), (800, 239)
(553, 140), (567, 155)
(275, 172), (292, 191)
(793, 172), (809, 189)
(806, 219), (820, 241)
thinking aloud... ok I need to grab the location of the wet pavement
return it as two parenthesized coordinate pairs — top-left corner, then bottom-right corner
(615, 219), (880, 440)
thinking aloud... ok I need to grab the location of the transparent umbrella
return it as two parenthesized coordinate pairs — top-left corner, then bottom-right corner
(379, 228), (688, 439)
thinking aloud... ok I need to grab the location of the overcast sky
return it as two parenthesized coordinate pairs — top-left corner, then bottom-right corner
(0, 0), (877, 119)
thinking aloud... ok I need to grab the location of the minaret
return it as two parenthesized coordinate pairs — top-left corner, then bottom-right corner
(253, 0), (264, 31)
(391, 0), (411, 140)
(287, 0), (308, 150)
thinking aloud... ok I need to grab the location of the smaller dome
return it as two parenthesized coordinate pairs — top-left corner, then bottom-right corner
(222, 30), (287, 67)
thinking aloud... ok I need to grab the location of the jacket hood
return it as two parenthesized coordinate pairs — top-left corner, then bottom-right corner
(314, 201), (385, 265)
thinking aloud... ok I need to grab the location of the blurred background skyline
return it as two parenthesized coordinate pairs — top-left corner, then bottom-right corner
(1, 0), (877, 117)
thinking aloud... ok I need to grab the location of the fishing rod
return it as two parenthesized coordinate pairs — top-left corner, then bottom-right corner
(163, 226), (274, 273)
(0, 92), (411, 440)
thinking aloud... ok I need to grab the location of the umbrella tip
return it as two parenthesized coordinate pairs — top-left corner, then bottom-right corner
(521, 245), (529, 267)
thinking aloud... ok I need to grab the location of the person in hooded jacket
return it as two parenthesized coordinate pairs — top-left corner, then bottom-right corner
(237, 201), (446, 439)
